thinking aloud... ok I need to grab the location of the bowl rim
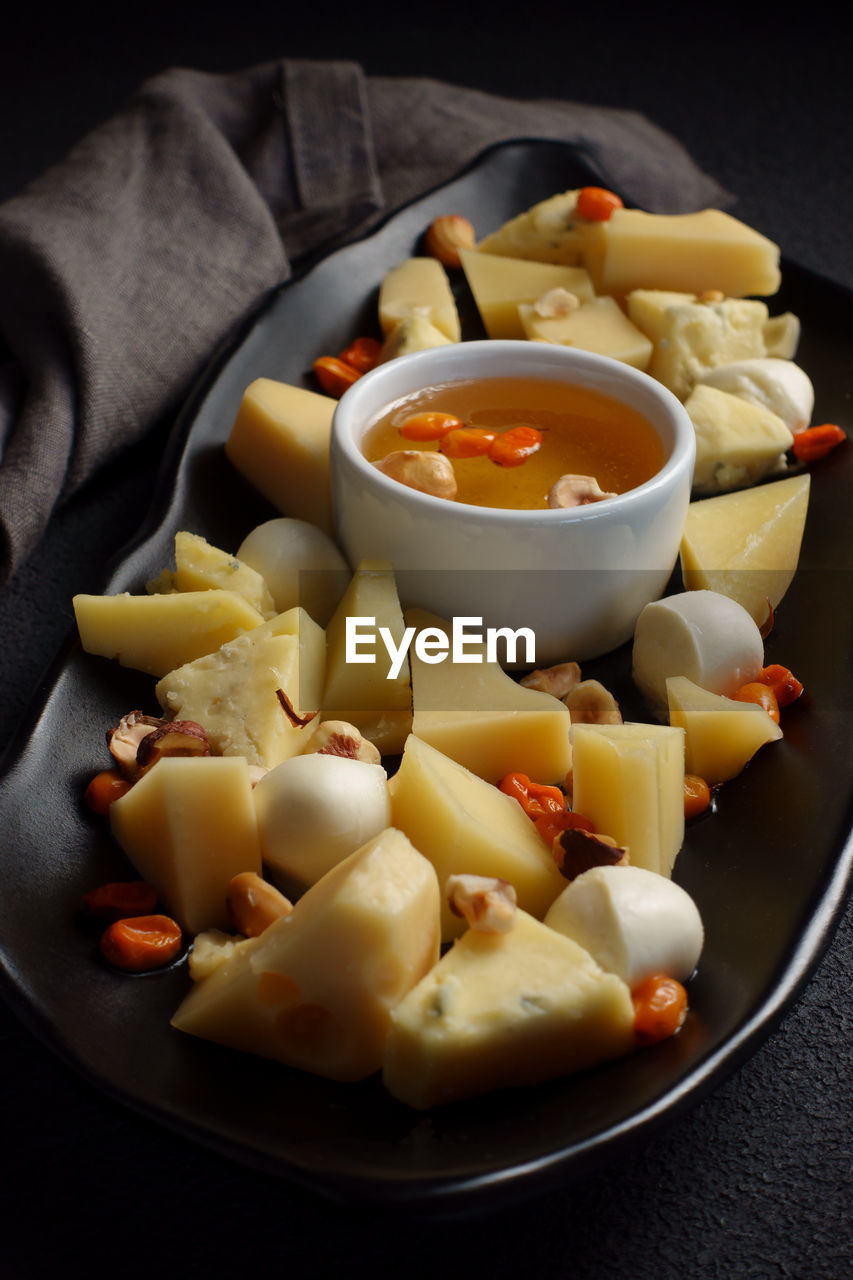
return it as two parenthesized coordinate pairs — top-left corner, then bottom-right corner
(331, 340), (695, 527)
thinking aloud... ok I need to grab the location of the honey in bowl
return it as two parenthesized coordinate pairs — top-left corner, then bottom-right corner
(362, 375), (666, 510)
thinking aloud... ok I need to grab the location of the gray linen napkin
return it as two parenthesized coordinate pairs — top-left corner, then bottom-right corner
(0, 58), (730, 585)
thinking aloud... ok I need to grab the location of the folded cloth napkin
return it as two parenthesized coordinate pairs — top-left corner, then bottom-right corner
(0, 58), (730, 585)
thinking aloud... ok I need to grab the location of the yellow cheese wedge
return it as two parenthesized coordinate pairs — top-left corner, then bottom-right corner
(321, 560), (413, 755)
(679, 473), (810, 624)
(666, 675), (783, 784)
(475, 189), (587, 264)
(518, 295), (653, 370)
(378, 314), (454, 362)
(570, 722), (685, 877)
(684, 384), (794, 493)
(109, 756), (262, 934)
(155, 607), (325, 769)
(153, 531), (277, 617)
(388, 734), (566, 941)
(587, 207), (781, 298)
(459, 248), (594, 339)
(225, 378), (336, 536)
(383, 909), (635, 1108)
(378, 258), (461, 342)
(171, 827), (441, 1082)
(73, 589), (265, 678)
(406, 608), (572, 784)
(627, 290), (769, 400)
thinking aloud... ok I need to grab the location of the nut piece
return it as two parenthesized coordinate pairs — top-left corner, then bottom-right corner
(520, 661), (582, 699)
(135, 720), (212, 774)
(373, 450), (458, 500)
(547, 474), (618, 509)
(553, 827), (628, 880)
(446, 873), (517, 934)
(302, 720), (382, 765)
(226, 871), (293, 938)
(564, 679), (622, 725)
(423, 214), (476, 269)
(533, 287), (580, 319)
(695, 289), (725, 303)
(107, 711), (164, 780)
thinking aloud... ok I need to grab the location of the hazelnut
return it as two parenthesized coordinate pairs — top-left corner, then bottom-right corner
(564, 679), (622, 725)
(373, 450), (458, 501)
(135, 720), (212, 774)
(533, 287), (580, 319)
(547, 474), (617, 509)
(302, 720), (382, 765)
(446, 874), (517, 934)
(520, 661), (582, 699)
(423, 214), (476, 268)
(107, 711), (165, 780)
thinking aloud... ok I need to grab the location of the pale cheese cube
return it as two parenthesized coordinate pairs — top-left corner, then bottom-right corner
(383, 909), (635, 1109)
(73, 589), (265, 678)
(171, 828), (441, 1082)
(225, 378), (336, 536)
(378, 258), (461, 342)
(155, 607), (325, 769)
(680, 473), (810, 624)
(570, 722), (686, 877)
(475, 189), (587, 264)
(587, 207), (781, 298)
(459, 248), (594, 339)
(684, 383), (793, 493)
(407, 608), (572, 785)
(109, 756), (262, 934)
(388, 735), (566, 941)
(666, 675), (782, 784)
(627, 290), (769, 400)
(378, 314), (454, 362)
(321, 560), (413, 755)
(519, 295), (653, 370)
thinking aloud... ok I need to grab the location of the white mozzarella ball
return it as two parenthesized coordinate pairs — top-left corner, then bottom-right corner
(696, 357), (814, 433)
(253, 754), (391, 886)
(632, 589), (764, 720)
(544, 864), (704, 986)
(237, 518), (350, 626)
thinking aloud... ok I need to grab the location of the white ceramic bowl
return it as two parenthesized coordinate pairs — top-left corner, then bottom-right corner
(330, 341), (695, 665)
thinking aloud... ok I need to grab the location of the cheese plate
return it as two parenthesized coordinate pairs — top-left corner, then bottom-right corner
(0, 140), (851, 1213)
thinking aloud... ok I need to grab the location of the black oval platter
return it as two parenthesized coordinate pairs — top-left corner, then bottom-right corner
(0, 140), (851, 1215)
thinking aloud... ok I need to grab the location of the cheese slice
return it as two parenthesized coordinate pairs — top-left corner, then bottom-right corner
(155, 607), (325, 769)
(154, 531), (277, 617)
(666, 675), (783, 784)
(171, 828), (441, 1082)
(570, 722), (686, 877)
(519, 295), (653, 369)
(73, 589), (265, 678)
(383, 909), (635, 1109)
(378, 258), (461, 342)
(109, 756), (262, 934)
(322, 560), (413, 755)
(459, 248), (594, 339)
(225, 378), (336, 536)
(679, 473), (810, 624)
(407, 608), (572, 784)
(388, 734), (566, 941)
(627, 290), (769, 400)
(587, 207), (781, 298)
(475, 189), (587, 264)
(684, 383), (793, 493)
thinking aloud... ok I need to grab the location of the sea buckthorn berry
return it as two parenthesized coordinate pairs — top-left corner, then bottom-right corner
(440, 427), (497, 458)
(399, 411), (464, 442)
(576, 187), (624, 222)
(313, 356), (362, 398)
(632, 973), (688, 1044)
(100, 915), (183, 972)
(337, 336), (382, 374)
(732, 681), (781, 724)
(84, 768), (132, 814)
(683, 774), (711, 820)
(755, 664), (804, 707)
(488, 425), (543, 467)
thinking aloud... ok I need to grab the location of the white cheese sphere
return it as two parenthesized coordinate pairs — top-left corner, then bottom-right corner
(544, 864), (704, 986)
(237, 518), (350, 626)
(632, 589), (764, 720)
(253, 754), (391, 886)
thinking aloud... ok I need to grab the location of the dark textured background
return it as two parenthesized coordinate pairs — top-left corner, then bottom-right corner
(0, 5), (850, 1277)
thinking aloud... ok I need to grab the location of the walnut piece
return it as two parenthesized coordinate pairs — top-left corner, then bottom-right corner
(553, 828), (628, 880)
(564, 679), (622, 725)
(303, 720), (382, 765)
(446, 874), (517, 934)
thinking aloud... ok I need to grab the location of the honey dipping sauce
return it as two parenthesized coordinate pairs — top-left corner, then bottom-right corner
(362, 376), (665, 510)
